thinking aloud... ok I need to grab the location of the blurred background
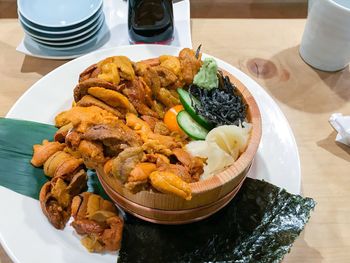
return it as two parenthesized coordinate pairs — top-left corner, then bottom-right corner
(0, 0), (308, 19)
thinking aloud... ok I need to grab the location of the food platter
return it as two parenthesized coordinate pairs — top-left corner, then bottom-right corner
(1, 45), (301, 263)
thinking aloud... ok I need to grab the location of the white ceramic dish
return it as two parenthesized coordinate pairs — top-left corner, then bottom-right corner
(18, 0), (103, 28)
(20, 16), (102, 42)
(21, 20), (110, 58)
(32, 18), (104, 51)
(1, 45), (301, 263)
(18, 6), (102, 35)
(20, 14), (102, 42)
(28, 15), (104, 47)
(35, 33), (100, 51)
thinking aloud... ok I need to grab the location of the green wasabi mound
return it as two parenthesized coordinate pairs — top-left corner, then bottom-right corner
(193, 57), (218, 90)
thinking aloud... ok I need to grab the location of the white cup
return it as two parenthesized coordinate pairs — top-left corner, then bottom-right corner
(300, 0), (350, 71)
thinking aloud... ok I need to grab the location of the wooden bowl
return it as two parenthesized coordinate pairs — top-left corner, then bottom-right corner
(97, 170), (246, 224)
(97, 70), (262, 224)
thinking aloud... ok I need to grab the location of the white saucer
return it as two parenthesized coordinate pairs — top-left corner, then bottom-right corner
(31, 15), (104, 48)
(18, 7), (102, 35)
(18, 0), (102, 28)
(21, 20), (110, 59)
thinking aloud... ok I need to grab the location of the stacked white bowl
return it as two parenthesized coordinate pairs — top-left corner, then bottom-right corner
(18, 0), (104, 51)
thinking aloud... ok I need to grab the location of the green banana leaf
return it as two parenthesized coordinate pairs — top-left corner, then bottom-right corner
(0, 118), (57, 199)
(0, 117), (107, 200)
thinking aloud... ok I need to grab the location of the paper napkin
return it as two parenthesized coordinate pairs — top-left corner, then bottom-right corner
(329, 113), (350, 146)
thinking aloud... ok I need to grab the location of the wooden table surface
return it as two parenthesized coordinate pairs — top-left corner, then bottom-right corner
(1, 18), (349, 263)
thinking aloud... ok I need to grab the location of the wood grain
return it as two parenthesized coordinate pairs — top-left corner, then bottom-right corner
(0, 0), (308, 19)
(0, 245), (11, 263)
(1, 18), (350, 262)
(99, 172), (244, 224)
(190, 1), (307, 18)
(0, 0), (17, 19)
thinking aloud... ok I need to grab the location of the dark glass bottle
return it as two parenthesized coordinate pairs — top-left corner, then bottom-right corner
(128, 0), (174, 44)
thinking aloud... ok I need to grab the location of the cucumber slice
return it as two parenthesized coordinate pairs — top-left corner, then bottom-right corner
(177, 110), (208, 140)
(177, 88), (213, 130)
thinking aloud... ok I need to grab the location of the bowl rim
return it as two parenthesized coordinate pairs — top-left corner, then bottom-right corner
(99, 170), (245, 213)
(100, 174), (245, 224)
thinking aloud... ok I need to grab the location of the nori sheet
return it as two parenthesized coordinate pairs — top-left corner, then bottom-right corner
(118, 179), (315, 263)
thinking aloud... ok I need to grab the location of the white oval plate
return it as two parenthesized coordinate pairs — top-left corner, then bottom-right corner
(1, 45), (301, 263)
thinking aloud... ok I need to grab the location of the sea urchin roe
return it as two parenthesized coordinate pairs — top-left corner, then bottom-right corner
(189, 84), (247, 126)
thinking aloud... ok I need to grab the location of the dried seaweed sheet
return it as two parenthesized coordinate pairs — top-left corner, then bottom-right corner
(118, 179), (315, 263)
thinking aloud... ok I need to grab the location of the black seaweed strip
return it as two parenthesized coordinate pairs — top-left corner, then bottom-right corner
(189, 84), (247, 127)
